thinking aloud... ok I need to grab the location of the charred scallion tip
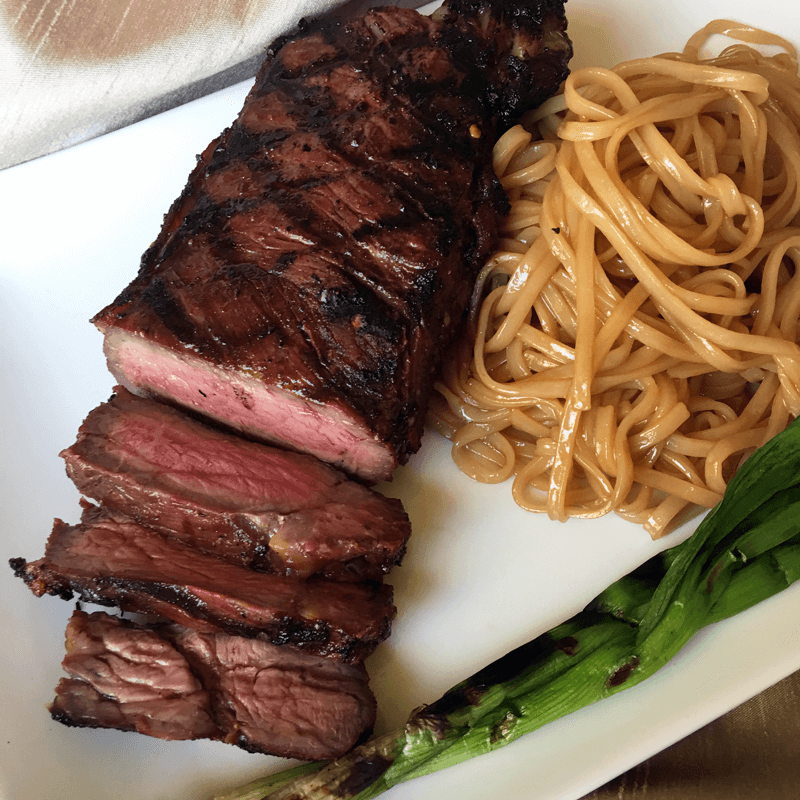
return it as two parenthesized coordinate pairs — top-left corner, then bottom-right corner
(216, 415), (800, 800)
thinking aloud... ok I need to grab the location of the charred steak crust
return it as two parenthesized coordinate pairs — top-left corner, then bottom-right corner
(61, 387), (411, 582)
(49, 609), (377, 760)
(435, 0), (573, 125)
(91, 2), (571, 482)
(11, 503), (395, 663)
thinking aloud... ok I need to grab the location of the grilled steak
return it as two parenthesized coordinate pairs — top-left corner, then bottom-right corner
(92, 0), (572, 483)
(61, 387), (410, 581)
(11, 502), (394, 662)
(50, 609), (377, 759)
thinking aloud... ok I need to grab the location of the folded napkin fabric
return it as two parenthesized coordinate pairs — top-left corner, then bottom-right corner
(0, 0), (424, 170)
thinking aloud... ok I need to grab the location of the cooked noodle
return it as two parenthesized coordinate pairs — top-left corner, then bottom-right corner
(429, 20), (800, 538)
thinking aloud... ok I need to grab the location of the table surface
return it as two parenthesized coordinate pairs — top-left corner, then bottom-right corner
(585, 669), (800, 799)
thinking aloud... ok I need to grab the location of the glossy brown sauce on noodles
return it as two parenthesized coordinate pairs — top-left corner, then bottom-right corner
(430, 21), (800, 537)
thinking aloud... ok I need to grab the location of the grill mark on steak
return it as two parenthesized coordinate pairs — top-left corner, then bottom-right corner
(139, 276), (208, 350)
(11, 503), (395, 662)
(60, 387), (410, 581)
(50, 609), (377, 759)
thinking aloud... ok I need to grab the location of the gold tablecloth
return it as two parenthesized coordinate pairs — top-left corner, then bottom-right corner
(584, 669), (800, 799)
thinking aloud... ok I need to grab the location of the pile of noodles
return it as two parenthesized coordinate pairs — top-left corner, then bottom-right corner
(429, 21), (800, 538)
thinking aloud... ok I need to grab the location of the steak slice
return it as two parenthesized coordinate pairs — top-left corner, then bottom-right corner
(91, 0), (571, 483)
(10, 503), (394, 662)
(61, 387), (410, 582)
(51, 609), (376, 759)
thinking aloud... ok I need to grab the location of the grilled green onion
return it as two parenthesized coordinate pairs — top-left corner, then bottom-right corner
(216, 417), (800, 800)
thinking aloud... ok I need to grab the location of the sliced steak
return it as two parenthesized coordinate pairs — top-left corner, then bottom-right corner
(91, 0), (571, 483)
(61, 387), (410, 582)
(50, 609), (377, 759)
(51, 610), (219, 742)
(10, 503), (394, 662)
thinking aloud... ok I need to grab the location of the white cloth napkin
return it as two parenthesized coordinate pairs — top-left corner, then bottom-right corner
(0, 0), (424, 170)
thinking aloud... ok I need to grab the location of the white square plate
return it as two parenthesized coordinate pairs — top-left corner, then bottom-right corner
(2, 1), (800, 798)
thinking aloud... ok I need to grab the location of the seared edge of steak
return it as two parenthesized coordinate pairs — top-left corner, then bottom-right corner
(61, 387), (410, 581)
(9, 503), (395, 663)
(50, 609), (377, 759)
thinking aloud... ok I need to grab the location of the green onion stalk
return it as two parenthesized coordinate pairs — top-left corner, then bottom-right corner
(216, 418), (800, 800)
